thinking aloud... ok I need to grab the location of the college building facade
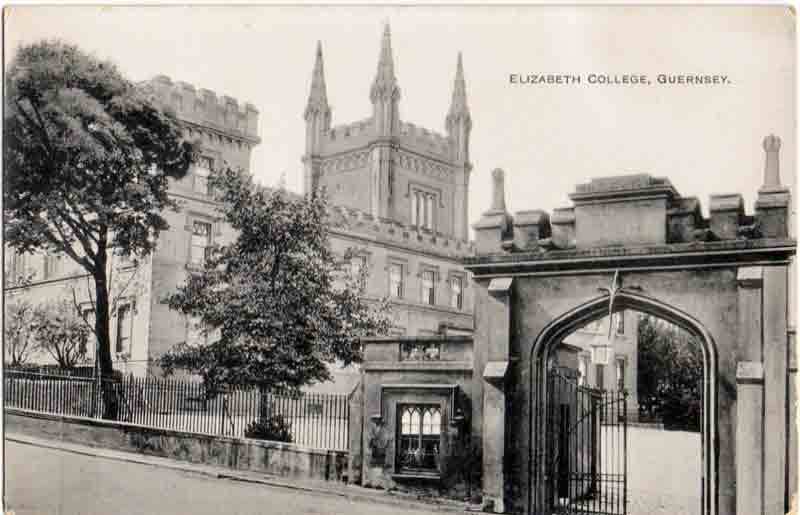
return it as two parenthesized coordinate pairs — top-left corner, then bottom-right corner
(3, 24), (475, 379)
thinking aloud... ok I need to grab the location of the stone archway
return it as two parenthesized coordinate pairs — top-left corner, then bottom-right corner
(464, 137), (794, 515)
(528, 290), (719, 515)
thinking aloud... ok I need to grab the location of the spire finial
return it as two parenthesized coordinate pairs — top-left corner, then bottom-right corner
(491, 168), (507, 212)
(762, 134), (782, 189)
(447, 51), (470, 123)
(305, 40), (330, 120)
(371, 22), (399, 103)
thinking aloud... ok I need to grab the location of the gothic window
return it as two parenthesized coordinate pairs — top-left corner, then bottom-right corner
(421, 270), (435, 305)
(194, 156), (213, 196)
(411, 190), (436, 231)
(190, 221), (212, 266)
(397, 404), (442, 473)
(115, 304), (133, 355)
(449, 276), (463, 310)
(389, 263), (404, 298)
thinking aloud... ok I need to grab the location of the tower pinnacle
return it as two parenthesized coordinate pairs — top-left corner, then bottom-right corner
(447, 52), (470, 123)
(305, 41), (330, 121)
(370, 23), (400, 103)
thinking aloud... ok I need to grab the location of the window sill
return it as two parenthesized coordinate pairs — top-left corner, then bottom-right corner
(391, 472), (441, 481)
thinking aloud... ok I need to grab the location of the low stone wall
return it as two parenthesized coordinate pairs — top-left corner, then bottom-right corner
(6, 408), (347, 482)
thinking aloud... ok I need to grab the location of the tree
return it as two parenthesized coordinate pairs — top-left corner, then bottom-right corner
(637, 315), (703, 432)
(34, 299), (92, 369)
(161, 168), (392, 393)
(4, 41), (195, 416)
(4, 298), (45, 366)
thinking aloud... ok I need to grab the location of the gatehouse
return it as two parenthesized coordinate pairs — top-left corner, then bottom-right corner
(350, 135), (795, 515)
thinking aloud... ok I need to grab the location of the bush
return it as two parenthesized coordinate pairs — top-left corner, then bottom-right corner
(244, 414), (292, 443)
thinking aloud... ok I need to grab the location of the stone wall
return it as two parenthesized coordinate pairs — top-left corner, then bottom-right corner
(7, 409), (347, 482)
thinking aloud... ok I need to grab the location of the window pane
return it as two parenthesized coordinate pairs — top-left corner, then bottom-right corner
(191, 221), (212, 265)
(390, 264), (403, 297)
(422, 271), (435, 305)
(450, 277), (462, 309)
(83, 309), (97, 361)
(116, 305), (131, 354)
(425, 195), (434, 229)
(411, 191), (418, 226)
(194, 157), (212, 195)
(401, 408), (412, 435)
(410, 408), (421, 435)
(430, 409), (441, 433)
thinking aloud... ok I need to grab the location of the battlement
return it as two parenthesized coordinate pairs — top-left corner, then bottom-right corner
(327, 203), (474, 259)
(473, 137), (793, 255)
(399, 121), (452, 158)
(473, 175), (791, 253)
(326, 118), (373, 141)
(143, 75), (260, 144)
(249, 183), (473, 258)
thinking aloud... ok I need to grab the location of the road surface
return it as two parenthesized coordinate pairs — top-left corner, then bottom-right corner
(4, 441), (443, 515)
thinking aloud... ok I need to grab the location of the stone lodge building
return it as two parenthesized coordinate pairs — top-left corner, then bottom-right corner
(350, 136), (795, 515)
(3, 24), (475, 378)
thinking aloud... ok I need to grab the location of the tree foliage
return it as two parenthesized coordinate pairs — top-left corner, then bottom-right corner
(4, 298), (45, 366)
(4, 40), (195, 394)
(161, 168), (392, 392)
(34, 299), (92, 369)
(637, 315), (703, 432)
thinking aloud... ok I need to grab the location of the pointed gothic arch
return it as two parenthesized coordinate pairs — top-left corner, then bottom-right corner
(528, 290), (719, 515)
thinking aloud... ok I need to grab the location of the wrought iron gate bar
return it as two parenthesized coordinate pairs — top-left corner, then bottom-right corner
(535, 366), (628, 515)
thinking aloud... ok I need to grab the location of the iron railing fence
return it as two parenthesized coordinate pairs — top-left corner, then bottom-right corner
(4, 370), (350, 451)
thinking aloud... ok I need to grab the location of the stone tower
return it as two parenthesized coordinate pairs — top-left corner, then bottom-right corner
(302, 24), (472, 241)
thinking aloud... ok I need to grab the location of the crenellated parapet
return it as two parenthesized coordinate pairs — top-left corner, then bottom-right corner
(142, 75), (260, 145)
(327, 203), (474, 259)
(249, 182), (474, 258)
(398, 122), (452, 159)
(472, 135), (794, 257)
(320, 118), (453, 161)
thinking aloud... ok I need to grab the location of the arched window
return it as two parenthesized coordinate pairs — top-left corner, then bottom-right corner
(397, 404), (442, 473)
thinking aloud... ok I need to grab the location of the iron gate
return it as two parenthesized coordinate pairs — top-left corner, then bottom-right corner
(534, 366), (628, 515)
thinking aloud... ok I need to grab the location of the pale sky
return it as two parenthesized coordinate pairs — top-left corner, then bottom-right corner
(5, 5), (796, 228)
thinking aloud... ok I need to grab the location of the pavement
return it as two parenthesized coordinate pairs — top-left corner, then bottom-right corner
(6, 433), (471, 515)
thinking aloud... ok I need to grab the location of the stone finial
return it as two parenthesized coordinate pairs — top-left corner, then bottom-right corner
(447, 52), (471, 123)
(762, 134), (782, 190)
(756, 134), (790, 237)
(305, 41), (330, 121)
(491, 168), (507, 213)
(370, 23), (400, 102)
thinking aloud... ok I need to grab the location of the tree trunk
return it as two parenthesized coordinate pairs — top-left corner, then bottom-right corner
(93, 255), (118, 420)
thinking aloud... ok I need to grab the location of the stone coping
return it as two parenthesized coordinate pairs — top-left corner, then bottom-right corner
(465, 237), (796, 267)
(362, 335), (473, 344)
(362, 361), (473, 372)
(6, 408), (345, 457)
